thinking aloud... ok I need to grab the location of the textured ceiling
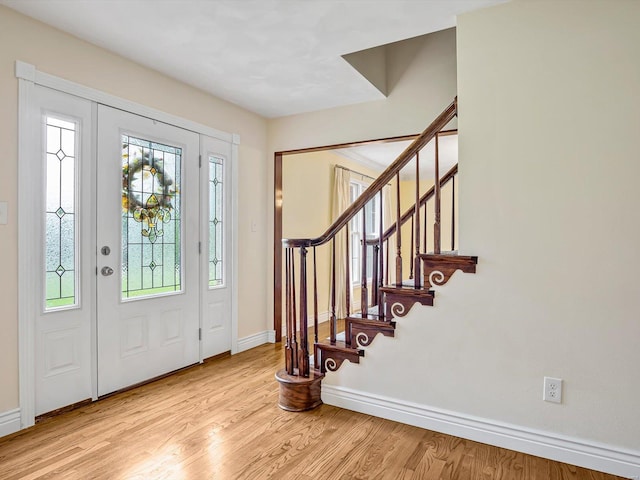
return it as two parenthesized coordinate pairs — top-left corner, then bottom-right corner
(1, 0), (507, 118)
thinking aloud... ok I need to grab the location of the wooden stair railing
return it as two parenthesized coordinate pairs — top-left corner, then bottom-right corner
(366, 161), (458, 284)
(276, 98), (477, 412)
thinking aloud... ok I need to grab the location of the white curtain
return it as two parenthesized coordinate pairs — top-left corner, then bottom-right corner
(331, 167), (350, 319)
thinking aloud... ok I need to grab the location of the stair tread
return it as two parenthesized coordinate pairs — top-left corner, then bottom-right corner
(380, 285), (435, 296)
(346, 317), (395, 327)
(418, 253), (478, 265)
(315, 340), (364, 355)
(349, 311), (383, 320)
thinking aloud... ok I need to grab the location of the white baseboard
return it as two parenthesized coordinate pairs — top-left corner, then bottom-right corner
(322, 385), (640, 479)
(236, 330), (275, 353)
(0, 408), (21, 438)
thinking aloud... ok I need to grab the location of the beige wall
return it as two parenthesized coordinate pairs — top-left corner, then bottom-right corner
(0, 6), (269, 412)
(327, 0), (640, 456)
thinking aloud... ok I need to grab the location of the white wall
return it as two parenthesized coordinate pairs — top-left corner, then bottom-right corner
(0, 6), (269, 412)
(323, 0), (640, 476)
(456, 0), (640, 448)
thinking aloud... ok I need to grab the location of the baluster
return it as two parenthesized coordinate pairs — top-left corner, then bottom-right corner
(345, 225), (352, 348)
(285, 248), (294, 374)
(330, 238), (336, 345)
(434, 133), (442, 254)
(371, 243), (379, 310)
(423, 202), (427, 254)
(313, 247), (318, 346)
(313, 246), (319, 370)
(298, 247), (309, 377)
(378, 189), (384, 319)
(361, 204), (368, 318)
(395, 173), (402, 286)
(451, 175), (456, 252)
(345, 225), (351, 318)
(414, 151), (421, 288)
(409, 214), (414, 280)
(291, 247), (299, 371)
(385, 239), (390, 286)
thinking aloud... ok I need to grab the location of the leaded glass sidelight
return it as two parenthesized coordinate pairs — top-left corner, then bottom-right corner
(209, 156), (224, 287)
(121, 135), (182, 299)
(45, 116), (78, 310)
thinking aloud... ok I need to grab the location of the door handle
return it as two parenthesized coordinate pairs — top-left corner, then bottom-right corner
(101, 266), (114, 277)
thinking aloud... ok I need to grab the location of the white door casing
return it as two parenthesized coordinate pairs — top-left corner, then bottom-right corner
(96, 105), (200, 396)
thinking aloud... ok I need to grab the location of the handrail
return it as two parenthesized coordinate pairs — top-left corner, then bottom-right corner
(365, 163), (458, 245)
(282, 99), (457, 248)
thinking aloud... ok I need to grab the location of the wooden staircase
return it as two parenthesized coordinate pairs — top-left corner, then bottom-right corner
(276, 98), (478, 411)
(314, 255), (477, 374)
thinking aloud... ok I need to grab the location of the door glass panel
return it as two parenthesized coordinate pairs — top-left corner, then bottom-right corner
(45, 115), (77, 310)
(209, 156), (224, 287)
(121, 135), (182, 299)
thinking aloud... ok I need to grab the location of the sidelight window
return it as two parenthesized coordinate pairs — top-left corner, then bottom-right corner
(208, 156), (224, 287)
(44, 116), (78, 310)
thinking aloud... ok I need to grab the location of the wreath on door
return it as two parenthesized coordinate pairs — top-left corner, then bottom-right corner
(122, 150), (176, 244)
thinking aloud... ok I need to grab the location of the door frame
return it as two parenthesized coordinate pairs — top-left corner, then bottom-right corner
(16, 61), (239, 429)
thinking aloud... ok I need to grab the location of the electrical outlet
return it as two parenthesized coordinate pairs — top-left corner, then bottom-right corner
(543, 377), (562, 403)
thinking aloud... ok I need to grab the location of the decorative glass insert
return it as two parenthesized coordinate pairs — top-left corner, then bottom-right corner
(45, 116), (77, 310)
(209, 156), (224, 287)
(121, 135), (182, 299)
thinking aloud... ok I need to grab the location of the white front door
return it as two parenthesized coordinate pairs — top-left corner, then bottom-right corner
(96, 105), (200, 396)
(26, 80), (236, 419)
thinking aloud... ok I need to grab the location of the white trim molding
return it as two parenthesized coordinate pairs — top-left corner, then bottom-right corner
(229, 139), (240, 354)
(322, 385), (640, 479)
(15, 61), (233, 143)
(0, 409), (21, 438)
(237, 331), (275, 353)
(17, 75), (36, 430)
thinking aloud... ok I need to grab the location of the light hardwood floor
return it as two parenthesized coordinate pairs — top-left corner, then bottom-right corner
(0, 337), (625, 480)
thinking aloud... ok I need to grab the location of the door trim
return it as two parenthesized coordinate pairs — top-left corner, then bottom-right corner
(16, 61), (239, 430)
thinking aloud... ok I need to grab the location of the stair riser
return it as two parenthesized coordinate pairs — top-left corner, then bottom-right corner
(420, 254), (478, 289)
(345, 317), (395, 347)
(349, 325), (394, 348)
(316, 344), (364, 374)
(384, 293), (434, 319)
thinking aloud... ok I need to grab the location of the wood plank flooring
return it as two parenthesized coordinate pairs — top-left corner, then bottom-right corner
(0, 337), (626, 479)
